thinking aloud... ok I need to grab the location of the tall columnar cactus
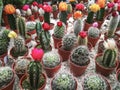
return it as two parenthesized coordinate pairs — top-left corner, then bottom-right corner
(67, 4), (72, 14)
(108, 11), (119, 38)
(62, 34), (76, 51)
(71, 45), (90, 66)
(102, 39), (117, 67)
(35, 21), (42, 37)
(83, 74), (107, 90)
(0, 0), (3, 29)
(54, 21), (65, 38)
(78, 31), (88, 46)
(16, 16), (27, 39)
(28, 61), (42, 89)
(74, 19), (83, 36)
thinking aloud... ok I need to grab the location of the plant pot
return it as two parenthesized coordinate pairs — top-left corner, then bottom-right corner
(42, 57), (62, 78)
(83, 21), (92, 31)
(27, 29), (36, 35)
(53, 10), (59, 19)
(19, 73), (47, 90)
(69, 57), (90, 77)
(52, 34), (62, 49)
(39, 16), (44, 22)
(0, 71), (15, 90)
(116, 69), (120, 82)
(50, 23), (54, 30)
(95, 53), (116, 76)
(57, 42), (71, 61)
(97, 41), (105, 54)
(97, 20), (103, 29)
(33, 12), (39, 19)
(27, 15), (35, 21)
(0, 52), (7, 60)
(88, 36), (100, 47)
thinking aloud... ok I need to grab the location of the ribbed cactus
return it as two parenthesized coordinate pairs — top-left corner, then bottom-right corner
(28, 61), (42, 89)
(52, 5), (58, 12)
(71, 45), (90, 66)
(1, 29), (10, 42)
(67, 4), (72, 14)
(38, 30), (51, 50)
(54, 22), (65, 38)
(62, 34), (76, 51)
(0, 0), (3, 29)
(35, 21), (42, 37)
(108, 11), (119, 38)
(16, 16), (27, 39)
(102, 39), (117, 67)
(59, 11), (67, 25)
(74, 19), (83, 36)
(83, 74), (107, 90)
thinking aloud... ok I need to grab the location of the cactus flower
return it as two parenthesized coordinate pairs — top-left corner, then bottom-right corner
(73, 11), (83, 19)
(4, 4), (16, 14)
(75, 3), (84, 11)
(59, 2), (67, 11)
(89, 4), (100, 13)
(57, 21), (63, 27)
(31, 48), (44, 61)
(8, 31), (17, 38)
(79, 31), (87, 38)
(92, 22), (98, 27)
(32, 1), (38, 6)
(69, 0), (75, 2)
(117, 3), (120, 12)
(97, 0), (106, 8)
(38, 4), (43, 9)
(22, 5), (30, 11)
(42, 22), (50, 31)
(43, 4), (52, 13)
(107, 2), (114, 8)
(112, 11), (119, 17)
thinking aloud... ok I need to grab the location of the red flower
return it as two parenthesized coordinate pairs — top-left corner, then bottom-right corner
(22, 5), (29, 11)
(75, 3), (84, 11)
(32, 1), (38, 6)
(38, 4), (43, 9)
(107, 2), (114, 8)
(31, 48), (44, 61)
(42, 22), (50, 31)
(43, 5), (52, 12)
(118, 3), (120, 11)
(79, 31), (87, 38)
(112, 11), (118, 17)
(114, 0), (120, 3)
(57, 21), (63, 27)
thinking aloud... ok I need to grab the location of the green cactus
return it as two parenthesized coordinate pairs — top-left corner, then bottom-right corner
(1, 29), (10, 42)
(0, 0), (3, 29)
(108, 12), (119, 38)
(54, 23), (65, 38)
(0, 67), (14, 89)
(35, 21), (42, 37)
(44, 12), (50, 24)
(88, 27), (100, 38)
(16, 16), (27, 39)
(67, 4), (72, 14)
(42, 51), (60, 68)
(71, 45), (90, 66)
(86, 11), (94, 24)
(83, 74), (107, 90)
(62, 34), (76, 51)
(96, 8), (105, 21)
(51, 73), (77, 90)
(52, 5), (58, 12)
(74, 19), (83, 36)
(59, 11), (67, 25)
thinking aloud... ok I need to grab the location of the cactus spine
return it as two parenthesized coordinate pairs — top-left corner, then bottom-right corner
(0, 0), (3, 29)
(28, 61), (42, 89)
(88, 27), (100, 38)
(35, 21), (42, 37)
(16, 16), (27, 39)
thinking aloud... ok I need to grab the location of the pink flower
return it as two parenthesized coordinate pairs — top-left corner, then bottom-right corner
(31, 48), (44, 61)
(79, 31), (87, 38)
(32, 1), (38, 6)
(92, 22), (98, 28)
(75, 3), (84, 11)
(114, 0), (120, 3)
(42, 22), (50, 31)
(57, 21), (63, 27)
(22, 5), (30, 11)
(107, 2), (114, 8)
(112, 11), (118, 17)
(38, 4), (43, 9)
(43, 5), (52, 12)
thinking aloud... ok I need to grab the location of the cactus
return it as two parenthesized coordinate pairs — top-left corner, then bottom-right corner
(102, 39), (117, 67)
(78, 31), (88, 45)
(59, 11), (67, 25)
(51, 73), (77, 90)
(42, 51), (60, 68)
(35, 21), (42, 37)
(71, 45), (90, 66)
(0, 0), (3, 29)
(54, 22), (65, 38)
(26, 21), (36, 32)
(67, 4), (72, 14)
(1, 29), (10, 42)
(83, 74), (107, 90)
(74, 19), (83, 36)
(113, 82), (120, 90)
(62, 34), (76, 51)
(108, 11), (119, 38)
(96, 8), (105, 21)
(0, 59), (3, 67)
(52, 5), (58, 12)
(0, 67), (14, 89)
(16, 16), (27, 39)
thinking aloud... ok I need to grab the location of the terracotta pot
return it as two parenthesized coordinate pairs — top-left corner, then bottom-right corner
(57, 42), (71, 61)
(33, 12), (39, 19)
(52, 34), (62, 49)
(42, 57), (62, 78)
(83, 21), (92, 31)
(19, 73), (46, 90)
(69, 57), (90, 77)
(97, 21), (103, 29)
(50, 23), (54, 30)
(88, 36), (100, 47)
(0, 52), (7, 60)
(27, 15), (35, 21)
(95, 53), (116, 76)
(97, 41), (104, 54)
(116, 69), (120, 82)
(27, 29), (36, 35)
(0, 71), (15, 90)
(39, 16), (44, 22)
(53, 10), (59, 19)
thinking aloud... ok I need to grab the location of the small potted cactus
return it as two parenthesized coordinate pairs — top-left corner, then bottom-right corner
(52, 21), (66, 48)
(0, 67), (15, 90)
(116, 69), (120, 82)
(57, 33), (76, 61)
(10, 36), (28, 58)
(87, 22), (100, 47)
(69, 45), (90, 76)
(82, 74), (111, 90)
(51, 73), (77, 90)
(95, 38), (117, 76)
(67, 4), (73, 20)
(42, 51), (62, 78)
(52, 4), (58, 19)
(19, 48), (46, 90)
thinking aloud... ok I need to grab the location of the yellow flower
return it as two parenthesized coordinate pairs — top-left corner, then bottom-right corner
(97, 0), (106, 8)
(59, 2), (67, 11)
(74, 11), (83, 19)
(69, 0), (75, 2)
(89, 4), (100, 13)
(8, 31), (17, 38)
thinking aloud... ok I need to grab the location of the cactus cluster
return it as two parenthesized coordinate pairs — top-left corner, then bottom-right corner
(62, 34), (76, 51)
(83, 74), (108, 90)
(42, 51), (60, 68)
(51, 73), (77, 90)
(71, 45), (90, 66)
(0, 67), (14, 89)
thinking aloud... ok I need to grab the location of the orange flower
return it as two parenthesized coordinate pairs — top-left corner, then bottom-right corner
(4, 4), (16, 14)
(59, 2), (67, 11)
(69, 0), (75, 2)
(74, 11), (83, 19)
(97, 0), (106, 8)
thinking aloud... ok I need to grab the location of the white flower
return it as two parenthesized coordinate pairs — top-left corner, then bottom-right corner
(38, 8), (45, 16)
(26, 9), (32, 16)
